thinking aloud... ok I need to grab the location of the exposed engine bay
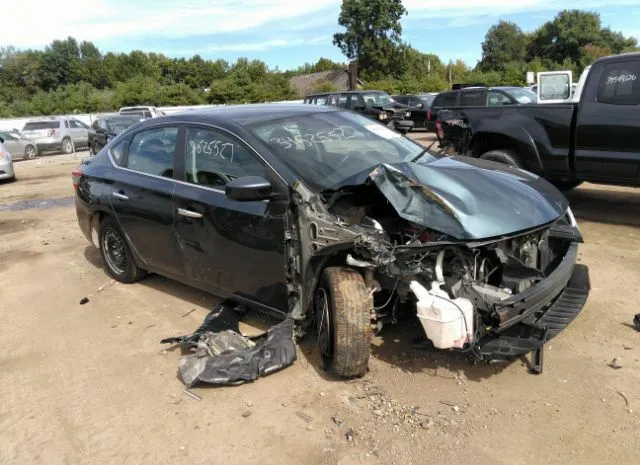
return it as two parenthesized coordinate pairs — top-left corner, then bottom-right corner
(285, 163), (583, 358)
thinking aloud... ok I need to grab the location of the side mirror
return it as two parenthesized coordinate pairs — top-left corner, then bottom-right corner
(225, 176), (272, 202)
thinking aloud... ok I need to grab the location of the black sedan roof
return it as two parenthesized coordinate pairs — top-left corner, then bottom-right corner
(158, 103), (340, 127)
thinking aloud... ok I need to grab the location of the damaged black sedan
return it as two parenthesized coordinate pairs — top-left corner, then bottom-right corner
(74, 104), (590, 378)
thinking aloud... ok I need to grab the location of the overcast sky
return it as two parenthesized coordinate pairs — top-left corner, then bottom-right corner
(2, 0), (639, 69)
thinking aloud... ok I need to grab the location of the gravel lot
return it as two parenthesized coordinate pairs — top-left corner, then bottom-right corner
(1, 145), (639, 465)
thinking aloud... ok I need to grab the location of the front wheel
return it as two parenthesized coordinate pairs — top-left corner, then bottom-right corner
(62, 138), (73, 154)
(315, 267), (372, 378)
(24, 145), (37, 159)
(98, 217), (146, 283)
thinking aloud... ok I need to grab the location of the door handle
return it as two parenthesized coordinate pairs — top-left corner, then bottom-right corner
(177, 208), (203, 219)
(112, 192), (129, 200)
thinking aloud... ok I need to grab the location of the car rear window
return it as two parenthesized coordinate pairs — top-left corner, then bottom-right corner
(433, 92), (457, 107)
(597, 61), (640, 105)
(23, 121), (59, 130)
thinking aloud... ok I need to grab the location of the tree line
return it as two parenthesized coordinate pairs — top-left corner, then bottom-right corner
(0, 4), (637, 117)
(336, 3), (638, 93)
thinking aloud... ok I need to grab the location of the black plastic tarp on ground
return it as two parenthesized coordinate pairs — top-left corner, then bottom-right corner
(161, 302), (297, 387)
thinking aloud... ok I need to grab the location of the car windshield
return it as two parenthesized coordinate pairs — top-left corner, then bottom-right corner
(248, 110), (435, 191)
(502, 88), (538, 104)
(106, 117), (140, 133)
(361, 92), (393, 106)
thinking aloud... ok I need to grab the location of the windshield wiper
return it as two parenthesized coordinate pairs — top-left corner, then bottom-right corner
(410, 140), (437, 163)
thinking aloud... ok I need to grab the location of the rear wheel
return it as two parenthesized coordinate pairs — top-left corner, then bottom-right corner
(315, 267), (372, 378)
(98, 217), (146, 283)
(479, 149), (523, 168)
(24, 145), (37, 159)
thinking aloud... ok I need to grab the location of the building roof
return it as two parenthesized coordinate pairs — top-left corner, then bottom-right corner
(289, 69), (363, 97)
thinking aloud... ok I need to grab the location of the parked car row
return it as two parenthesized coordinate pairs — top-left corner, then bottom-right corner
(303, 90), (414, 133)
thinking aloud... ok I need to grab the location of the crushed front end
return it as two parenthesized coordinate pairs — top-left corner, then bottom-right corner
(287, 160), (590, 368)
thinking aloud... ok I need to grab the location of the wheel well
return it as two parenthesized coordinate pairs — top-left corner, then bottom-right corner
(90, 211), (107, 247)
(470, 133), (523, 160)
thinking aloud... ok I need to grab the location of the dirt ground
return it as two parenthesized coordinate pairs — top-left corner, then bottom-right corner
(1, 144), (640, 465)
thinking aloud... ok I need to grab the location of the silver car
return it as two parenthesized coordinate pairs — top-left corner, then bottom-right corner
(0, 131), (38, 159)
(21, 117), (90, 154)
(0, 141), (15, 181)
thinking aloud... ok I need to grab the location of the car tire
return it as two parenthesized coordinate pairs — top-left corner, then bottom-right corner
(551, 180), (583, 191)
(479, 149), (523, 168)
(62, 138), (73, 154)
(98, 217), (146, 283)
(90, 142), (99, 156)
(24, 145), (37, 159)
(315, 267), (372, 378)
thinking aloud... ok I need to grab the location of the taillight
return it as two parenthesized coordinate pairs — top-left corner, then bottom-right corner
(72, 168), (83, 191)
(427, 111), (432, 121)
(435, 121), (444, 138)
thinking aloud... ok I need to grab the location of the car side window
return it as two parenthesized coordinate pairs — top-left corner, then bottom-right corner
(460, 90), (486, 106)
(597, 61), (640, 105)
(69, 120), (78, 129)
(109, 138), (128, 166)
(64, 120), (70, 128)
(434, 92), (457, 107)
(337, 94), (348, 108)
(126, 127), (178, 178)
(185, 127), (266, 189)
(487, 91), (512, 106)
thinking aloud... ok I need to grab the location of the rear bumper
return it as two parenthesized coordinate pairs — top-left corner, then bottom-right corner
(478, 262), (590, 359)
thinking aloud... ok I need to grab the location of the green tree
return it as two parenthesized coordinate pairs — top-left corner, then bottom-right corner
(527, 10), (637, 70)
(39, 37), (84, 90)
(332, 0), (407, 79)
(477, 21), (528, 72)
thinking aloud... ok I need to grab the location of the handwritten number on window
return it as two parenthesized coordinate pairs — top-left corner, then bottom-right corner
(189, 139), (235, 163)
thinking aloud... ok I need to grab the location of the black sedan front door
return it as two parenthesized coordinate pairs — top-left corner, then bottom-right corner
(173, 125), (289, 315)
(107, 125), (184, 276)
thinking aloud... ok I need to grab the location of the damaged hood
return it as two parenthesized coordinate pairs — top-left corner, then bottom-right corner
(369, 156), (569, 240)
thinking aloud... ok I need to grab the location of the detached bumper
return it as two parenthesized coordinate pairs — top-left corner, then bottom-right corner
(478, 262), (590, 359)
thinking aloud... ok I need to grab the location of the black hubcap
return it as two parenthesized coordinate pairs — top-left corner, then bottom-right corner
(103, 229), (126, 274)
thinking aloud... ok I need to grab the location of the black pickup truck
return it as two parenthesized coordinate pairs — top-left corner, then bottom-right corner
(436, 53), (640, 190)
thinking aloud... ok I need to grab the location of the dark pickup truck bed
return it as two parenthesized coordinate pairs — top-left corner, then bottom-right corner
(437, 52), (640, 189)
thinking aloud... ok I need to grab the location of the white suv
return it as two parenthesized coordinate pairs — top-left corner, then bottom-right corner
(21, 117), (90, 154)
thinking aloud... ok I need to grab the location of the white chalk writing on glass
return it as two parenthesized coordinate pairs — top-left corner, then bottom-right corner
(269, 126), (360, 150)
(607, 74), (637, 85)
(189, 139), (234, 163)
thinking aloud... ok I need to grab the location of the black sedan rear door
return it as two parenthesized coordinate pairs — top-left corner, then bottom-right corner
(107, 125), (184, 276)
(172, 125), (289, 315)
